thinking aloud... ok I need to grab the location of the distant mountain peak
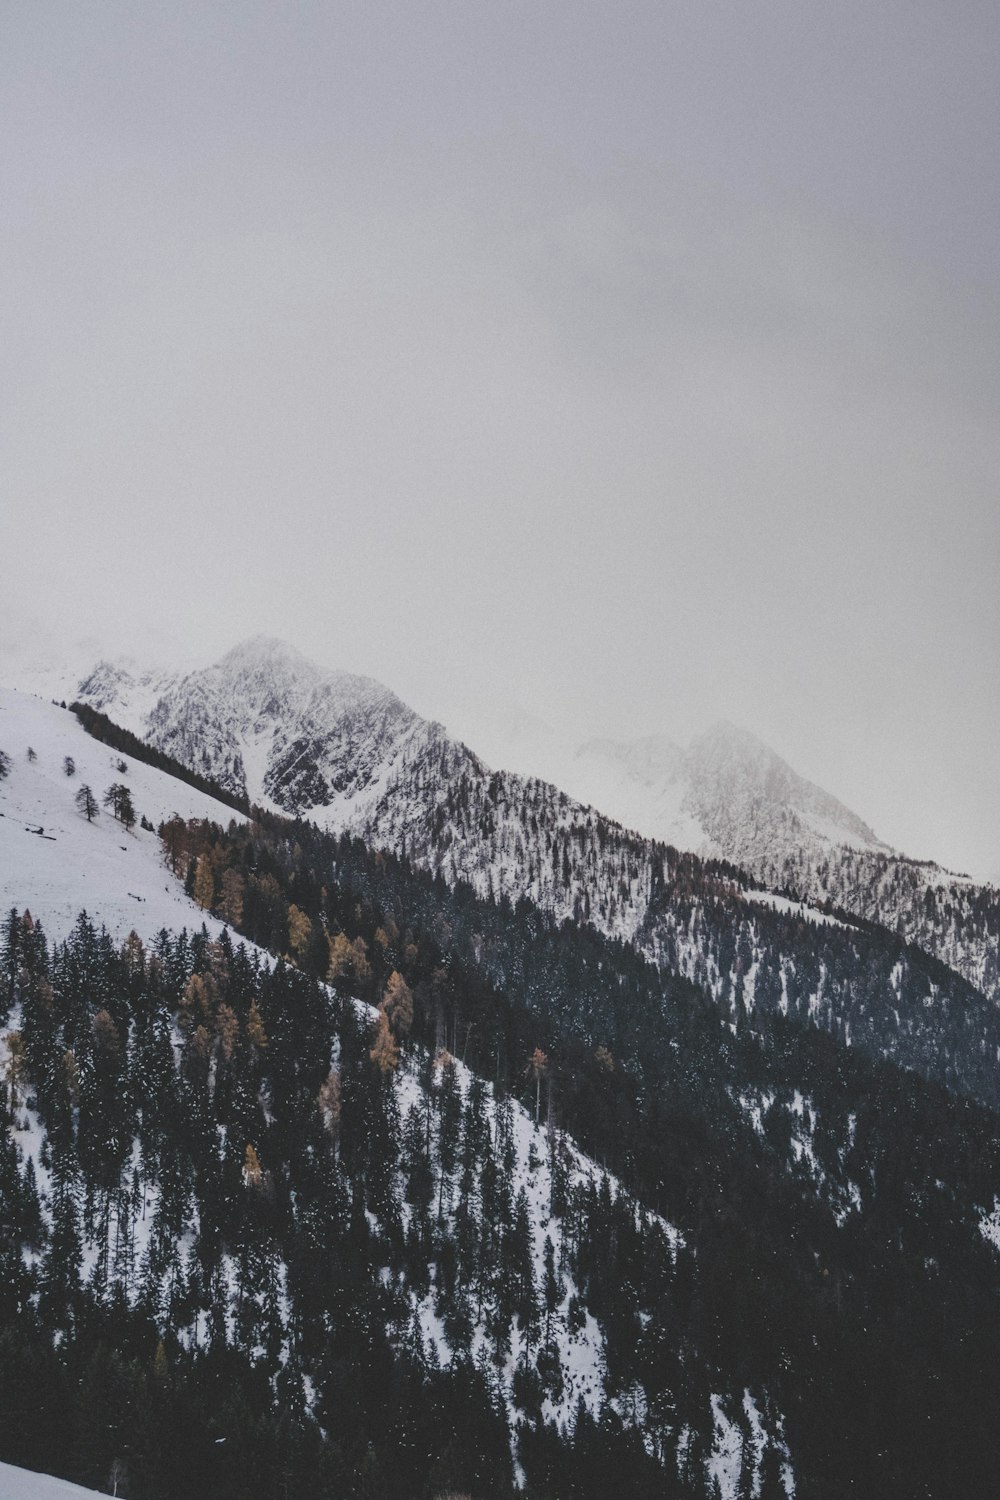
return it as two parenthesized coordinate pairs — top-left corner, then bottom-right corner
(687, 721), (883, 852)
(64, 636), (997, 1000)
(693, 718), (775, 758)
(218, 633), (307, 667)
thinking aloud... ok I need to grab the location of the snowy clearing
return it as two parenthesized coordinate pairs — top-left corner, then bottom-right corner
(0, 688), (245, 944)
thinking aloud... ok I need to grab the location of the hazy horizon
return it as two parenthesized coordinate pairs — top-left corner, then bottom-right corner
(2, 3), (997, 877)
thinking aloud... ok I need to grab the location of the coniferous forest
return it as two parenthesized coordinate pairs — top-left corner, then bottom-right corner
(2, 796), (1000, 1496)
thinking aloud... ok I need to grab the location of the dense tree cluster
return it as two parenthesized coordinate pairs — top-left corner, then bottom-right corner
(67, 695), (1000, 1103)
(765, 841), (1000, 1001)
(117, 811), (1000, 1497)
(1, 905), (736, 1499)
(3, 768), (1000, 1494)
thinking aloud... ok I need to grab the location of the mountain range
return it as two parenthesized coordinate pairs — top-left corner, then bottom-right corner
(3, 635), (1000, 1497)
(65, 635), (999, 1006)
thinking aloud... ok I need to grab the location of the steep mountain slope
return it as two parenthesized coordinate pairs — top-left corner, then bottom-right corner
(6, 685), (1000, 1496)
(0, 690), (801, 1499)
(70, 637), (1000, 1015)
(78, 638), (444, 825)
(565, 722), (883, 860)
(502, 720), (1000, 1000)
(0, 688), (245, 945)
(0, 1462), (109, 1500)
(120, 801), (1000, 1499)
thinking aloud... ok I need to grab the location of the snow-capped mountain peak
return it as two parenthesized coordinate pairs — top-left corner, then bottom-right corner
(57, 636), (1000, 1001)
(76, 635), (446, 822)
(683, 718), (884, 860)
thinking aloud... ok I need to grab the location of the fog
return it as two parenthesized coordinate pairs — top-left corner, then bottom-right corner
(2, 2), (998, 875)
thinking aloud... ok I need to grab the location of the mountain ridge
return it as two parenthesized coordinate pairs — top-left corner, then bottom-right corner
(60, 635), (999, 1007)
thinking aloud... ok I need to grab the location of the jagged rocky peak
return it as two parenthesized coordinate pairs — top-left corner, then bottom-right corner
(194, 635), (415, 723)
(214, 632), (316, 690)
(75, 634), (443, 819)
(76, 657), (179, 721)
(76, 658), (137, 709)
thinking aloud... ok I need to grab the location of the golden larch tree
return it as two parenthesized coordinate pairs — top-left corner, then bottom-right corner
(370, 1011), (400, 1074)
(381, 971), (414, 1038)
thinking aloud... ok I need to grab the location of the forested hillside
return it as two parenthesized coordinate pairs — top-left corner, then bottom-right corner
(3, 692), (1000, 1497)
(38, 805), (997, 1498)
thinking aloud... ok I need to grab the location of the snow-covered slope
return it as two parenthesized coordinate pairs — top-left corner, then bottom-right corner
(0, 1464), (109, 1500)
(0, 687), (244, 944)
(477, 716), (883, 865)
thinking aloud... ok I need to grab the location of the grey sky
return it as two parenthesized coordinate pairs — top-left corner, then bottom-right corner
(2, 2), (998, 875)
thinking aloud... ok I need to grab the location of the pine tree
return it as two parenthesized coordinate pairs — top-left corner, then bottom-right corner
(246, 998), (268, 1051)
(40, 1157), (83, 1331)
(318, 1067), (341, 1143)
(219, 867), (244, 927)
(243, 1143), (264, 1190)
(327, 931), (353, 982)
(543, 1234), (561, 1341)
(527, 1047), (549, 1124)
(0, 908), (20, 1014)
(63, 755), (76, 776)
(436, 1052), (462, 1219)
(4, 1031), (25, 1121)
(102, 783), (135, 830)
(75, 784), (99, 822)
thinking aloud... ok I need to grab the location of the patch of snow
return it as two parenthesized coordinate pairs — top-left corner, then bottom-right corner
(980, 1199), (1000, 1252)
(0, 1462), (111, 1500)
(741, 890), (847, 929)
(707, 1394), (744, 1500)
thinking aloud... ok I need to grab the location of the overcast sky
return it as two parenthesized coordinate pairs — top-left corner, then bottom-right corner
(2, 2), (998, 875)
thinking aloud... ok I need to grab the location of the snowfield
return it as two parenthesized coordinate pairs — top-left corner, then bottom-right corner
(0, 1463), (108, 1500)
(0, 687), (245, 944)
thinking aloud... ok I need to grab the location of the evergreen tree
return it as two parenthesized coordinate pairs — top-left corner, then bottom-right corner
(102, 783), (135, 830)
(0, 909), (20, 1016)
